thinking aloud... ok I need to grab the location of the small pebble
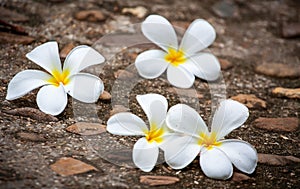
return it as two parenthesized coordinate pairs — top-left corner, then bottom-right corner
(231, 94), (266, 109)
(219, 58), (233, 70)
(255, 63), (300, 78)
(60, 42), (75, 58)
(99, 91), (112, 101)
(122, 6), (148, 18)
(253, 117), (298, 132)
(75, 10), (106, 22)
(272, 87), (300, 99)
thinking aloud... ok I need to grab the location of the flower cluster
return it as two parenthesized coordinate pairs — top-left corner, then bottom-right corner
(107, 94), (257, 180)
(135, 15), (221, 88)
(6, 14), (258, 180)
(107, 94), (171, 172)
(6, 41), (105, 115)
(164, 100), (257, 179)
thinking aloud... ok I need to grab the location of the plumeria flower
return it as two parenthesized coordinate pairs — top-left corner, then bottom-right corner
(6, 41), (105, 115)
(107, 94), (172, 172)
(164, 99), (257, 180)
(135, 15), (220, 88)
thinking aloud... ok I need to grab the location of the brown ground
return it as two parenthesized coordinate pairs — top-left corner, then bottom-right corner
(0, 0), (299, 188)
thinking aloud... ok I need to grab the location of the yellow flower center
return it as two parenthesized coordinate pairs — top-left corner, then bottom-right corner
(164, 48), (186, 67)
(145, 123), (165, 144)
(198, 132), (222, 150)
(47, 69), (71, 87)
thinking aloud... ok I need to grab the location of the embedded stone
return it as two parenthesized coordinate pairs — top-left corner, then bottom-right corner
(75, 10), (106, 22)
(122, 6), (148, 18)
(231, 94), (266, 109)
(258, 153), (300, 166)
(255, 63), (300, 78)
(17, 132), (46, 142)
(66, 122), (106, 135)
(3, 107), (58, 122)
(140, 175), (180, 186)
(0, 32), (34, 45)
(231, 172), (251, 182)
(272, 87), (300, 99)
(99, 91), (112, 101)
(253, 117), (298, 132)
(50, 157), (98, 176)
(60, 43), (75, 58)
(219, 58), (233, 70)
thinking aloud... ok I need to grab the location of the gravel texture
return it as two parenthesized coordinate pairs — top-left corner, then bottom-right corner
(0, 0), (299, 188)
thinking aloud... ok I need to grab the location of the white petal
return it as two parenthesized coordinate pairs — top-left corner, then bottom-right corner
(133, 137), (159, 172)
(6, 70), (50, 100)
(136, 93), (168, 128)
(211, 99), (249, 140)
(217, 139), (257, 174)
(135, 49), (167, 62)
(63, 45), (105, 76)
(36, 84), (67, 116)
(167, 65), (195, 88)
(64, 73), (103, 103)
(183, 53), (220, 81)
(166, 104), (208, 138)
(107, 112), (148, 136)
(164, 135), (200, 169)
(26, 41), (62, 74)
(142, 15), (178, 51)
(158, 132), (181, 151)
(179, 19), (216, 55)
(135, 50), (169, 79)
(200, 147), (233, 180)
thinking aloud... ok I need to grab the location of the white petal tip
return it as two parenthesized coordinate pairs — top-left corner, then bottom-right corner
(134, 50), (169, 80)
(166, 163), (187, 170)
(5, 87), (27, 101)
(205, 71), (220, 81)
(138, 167), (154, 172)
(91, 79), (104, 103)
(5, 95), (12, 101)
(171, 82), (193, 89)
(5, 97), (14, 101)
(243, 161), (257, 174)
(66, 74), (104, 103)
(45, 111), (61, 116)
(37, 84), (67, 116)
(37, 105), (63, 116)
(80, 45), (106, 64)
(203, 168), (233, 180)
(179, 19), (216, 54)
(25, 41), (58, 58)
(246, 168), (256, 174)
(141, 15), (178, 51)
